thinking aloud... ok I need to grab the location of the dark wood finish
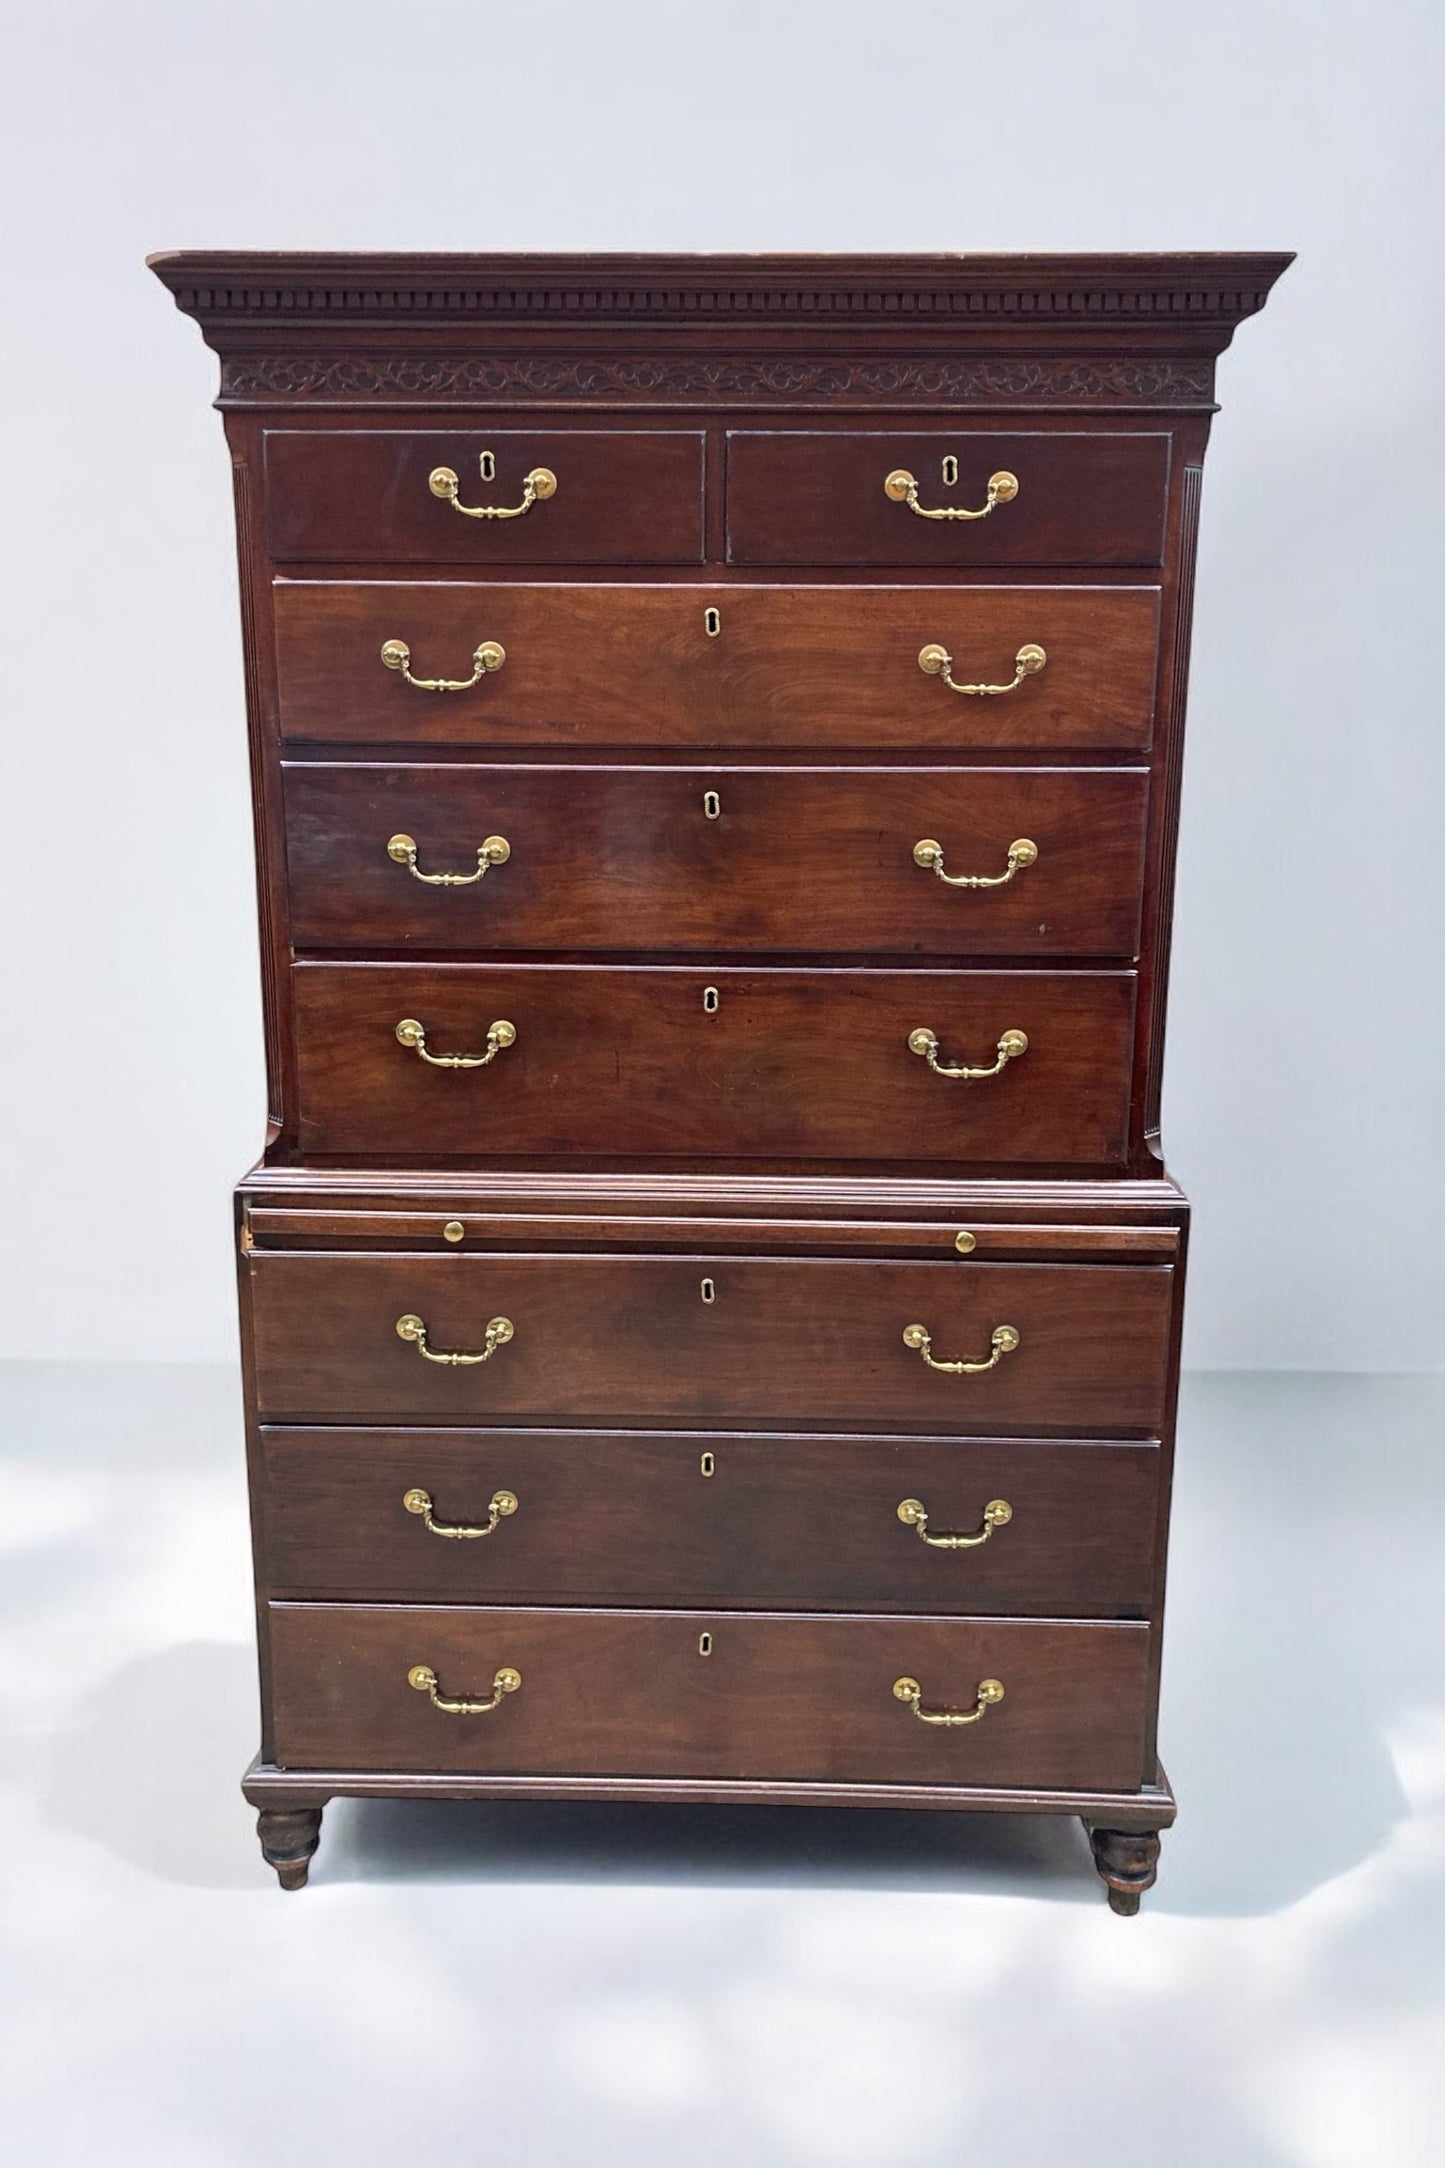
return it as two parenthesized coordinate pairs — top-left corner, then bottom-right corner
(1087, 1822), (1165, 1915)
(283, 762), (1151, 958)
(246, 1251), (1176, 1432)
(247, 1205), (1179, 1260)
(243, 1750), (1177, 1825)
(153, 250), (1290, 1901)
(264, 431), (706, 564)
(269, 1604), (1153, 1791)
(290, 962), (1137, 1166)
(256, 1803), (323, 1890)
(258, 1426), (1160, 1616)
(272, 582), (1161, 751)
(725, 433), (1169, 566)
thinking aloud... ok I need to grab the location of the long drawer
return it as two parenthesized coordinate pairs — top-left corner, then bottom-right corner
(283, 762), (1151, 958)
(291, 962), (1137, 1166)
(272, 582), (1161, 750)
(268, 1603), (1153, 1790)
(246, 1252), (1176, 1432)
(258, 1426), (1160, 1616)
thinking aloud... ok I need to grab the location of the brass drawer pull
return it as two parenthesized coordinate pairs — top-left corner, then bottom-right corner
(903, 1322), (1020, 1374)
(396, 1312), (515, 1366)
(892, 1676), (1005, 1726)
(429, 460), (557, 520)
(380, 637), (506, 691)
(884, 467), (1017, 520)
(395, 1017), (516, 1069)
(913, 837), (1038, 888)
(387, 833), (511, 886)
(908, 1026), (1027, 1081)
(408, 1662), (522, 1715)
(404, 1486), (518, 1538)
(917, 641), (1046, 696)
(897, 1496), (1012, 1548)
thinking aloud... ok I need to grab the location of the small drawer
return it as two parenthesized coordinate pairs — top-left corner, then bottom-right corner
(282, 762), (1152, 959)
(246, 1250), (1176, 1433)
(290, 961), (1137, 1166)
(268, 1602), (1153, 1791)
(272, 581), (1160, 751)
(726, 432), (1170, 566)
(262, 431), (706, 564)
(258, 1425), (1161, 1617)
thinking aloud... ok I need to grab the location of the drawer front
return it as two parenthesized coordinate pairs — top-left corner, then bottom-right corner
(272, 582), (1160, 751)
(269, 1603), (1152, 1790)
(726, 432), (1170, 566)
(259, 1426), (1160, 1617)
(283, 763), (1151, 958)
(247, 1253), (1176, 1432)
(263, 432), (706, 564)
(291, 962), (1137, 1165)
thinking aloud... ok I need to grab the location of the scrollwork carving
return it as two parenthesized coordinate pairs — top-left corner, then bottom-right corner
(221, 352), (1214, 405)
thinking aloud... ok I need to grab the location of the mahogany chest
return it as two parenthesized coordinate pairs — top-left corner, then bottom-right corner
(152, 250), (1289, 1908)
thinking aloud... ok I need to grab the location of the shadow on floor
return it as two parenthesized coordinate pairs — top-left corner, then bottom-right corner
(35, 1372), (1444, 1919)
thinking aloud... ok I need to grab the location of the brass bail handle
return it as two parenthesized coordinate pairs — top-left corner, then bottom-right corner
(396, 1313), (515, 1366)
(387, 834), (511, 887)
(429, 456), (558, 520)
(917, 642), (1046, 697)
(408, 1663), (522, 1715)
(884, 467), (1018, 521)
(913, 837), (1038, 889)
(892, 1676), (1006, 1726)
(897, 1497), (1013, 1549)
(380, 637), (506, 692)
(908, 1026), (1028, 1081)
(395, 1017), (516, 1069)
(404, 1486), (518, 1539)
(903, 1322), (1020, 1375)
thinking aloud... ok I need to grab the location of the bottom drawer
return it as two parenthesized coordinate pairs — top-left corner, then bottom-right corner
(269, 1604), (1151, 1791)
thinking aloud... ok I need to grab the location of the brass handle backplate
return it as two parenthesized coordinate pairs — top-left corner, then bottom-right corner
(387, 834), (511, 886)
(913, 837), (1038, 889)
(908, 1026), (1028, 1081)
(897, 1496), (1013, 1549)
(380, 637), (506, 691)
(396, 1313), (515, 1366)
(884, 468), (1018, 520)
(429, 460), (557, 520)
(404, 1486), (518, 1538)
(408, 1663), (522, 1715)
(892, 1676), (1005, 1726)
(917, 641), (1046, 696)
(903, 1323), (1020, 1375)
(395, 1017), (516, 1069)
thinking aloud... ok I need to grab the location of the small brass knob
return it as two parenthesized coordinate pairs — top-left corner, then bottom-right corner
(443, 1221), (465, 1243)
(954, 1231), (976, 1254)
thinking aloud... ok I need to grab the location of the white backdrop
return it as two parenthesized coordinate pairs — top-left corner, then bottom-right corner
(1, 0), (1440, 1368)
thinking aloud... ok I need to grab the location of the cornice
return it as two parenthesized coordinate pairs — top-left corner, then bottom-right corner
(150, 250), (1292, 332)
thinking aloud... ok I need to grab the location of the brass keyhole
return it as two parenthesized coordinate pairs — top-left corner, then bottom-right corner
(700, 1451), (716, 1477)
(703, 790), (721, 820)
(704, 605), (721, 637)
(941, 453), (959, 488)
(479, 449), (497, 482)
(700, 1278), (716, 1304)
(703, 986), (719, 1013)
(698, 1632), (713, 1656)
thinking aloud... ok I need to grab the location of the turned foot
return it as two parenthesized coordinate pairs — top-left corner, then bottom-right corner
(257, 1805), (323, 1890)
(1087, 1824), (1162, 1915)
